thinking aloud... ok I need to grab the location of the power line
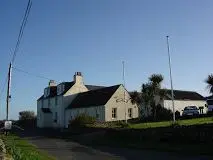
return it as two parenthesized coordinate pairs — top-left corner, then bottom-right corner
(0, 0), (32, 98)
(11, 0), (32, 64)
(12, 66), (58, 82)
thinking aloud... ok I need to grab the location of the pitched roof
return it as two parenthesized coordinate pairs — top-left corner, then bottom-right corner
(58, 81), (75, 95)
(37, 81), (75, 100)
(37, 86), (57, 100)
(85, 85), (105, 91)
(163, 89), (205, 101)
(67, 84), (121, 109)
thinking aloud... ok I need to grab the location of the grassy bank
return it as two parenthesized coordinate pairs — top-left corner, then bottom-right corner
(67, 117), (213, 156)
(1, 134), (55, 160)
(130, 117), (213, 129)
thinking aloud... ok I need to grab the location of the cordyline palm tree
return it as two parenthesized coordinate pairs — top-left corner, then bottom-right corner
(131, 74), (165, 119)
(205, 74), (213, 95)
(149, 74), (164, 120)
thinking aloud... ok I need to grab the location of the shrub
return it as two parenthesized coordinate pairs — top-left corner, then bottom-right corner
(19, 111), (36, 121)
(69, 113), (96, 127)
(115, 121), (130, 128)
(154, 104), (173, 121)
(175, 111), (181, 119)
(16, 118), (37, 129)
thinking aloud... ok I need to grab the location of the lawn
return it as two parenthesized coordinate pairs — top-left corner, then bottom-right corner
(130, 117), (213, 129)
(1, 134), (55, 160)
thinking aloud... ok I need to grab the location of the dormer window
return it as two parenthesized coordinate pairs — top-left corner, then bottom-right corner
(44, 88), (50, 98)
(57, 84), (65, 95)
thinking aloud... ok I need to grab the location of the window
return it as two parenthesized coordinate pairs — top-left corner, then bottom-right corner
(55, 97), (58, 106)
(47, 88), (50, 96)
(44, 88), (50, 97)
(57, 84), (65, 95)
(44, 88), (47, 97)
(96, 109), (99, 119)
(112, 108), (117, 118)
(54, 112), (57, 123)
(128, 108), (132, 118)
(57, 85), (61, 95)
(48, 99), (50, 107)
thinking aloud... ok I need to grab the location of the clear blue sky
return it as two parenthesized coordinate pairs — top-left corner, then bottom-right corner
(1, 0), (213, 119)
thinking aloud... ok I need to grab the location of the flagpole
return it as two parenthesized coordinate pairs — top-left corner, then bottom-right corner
(122, 61), (127, 123)
(166, 36), (175, 122)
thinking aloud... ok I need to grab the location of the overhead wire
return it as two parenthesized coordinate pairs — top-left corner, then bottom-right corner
(1, 0), (32, 92)
(12, 66), (58, 82)
(11, 0), (32, 64)
(0, 0), (32, 119)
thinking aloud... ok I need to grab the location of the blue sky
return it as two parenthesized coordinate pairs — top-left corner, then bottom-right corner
(1, 0), (213, 119)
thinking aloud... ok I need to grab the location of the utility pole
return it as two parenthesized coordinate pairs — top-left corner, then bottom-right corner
(6, 63), (12, 121)
(122, 61), (127, 123)
(166, 36), (175, 122)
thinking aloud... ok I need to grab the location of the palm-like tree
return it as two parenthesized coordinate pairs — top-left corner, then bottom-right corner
(205, 74), (213, 95)
(148, 74), (164, 120)
(131, 74), (165, 119)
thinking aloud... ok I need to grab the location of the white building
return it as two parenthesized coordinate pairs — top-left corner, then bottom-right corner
(136, 89), (207, 117)
(163, 89), (207, 115)
(37, 72), (138, 128)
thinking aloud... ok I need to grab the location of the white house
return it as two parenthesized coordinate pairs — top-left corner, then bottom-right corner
(163, 89), (207, 115)
(37, 72), (138, 128)
(136, 89), (207, 117)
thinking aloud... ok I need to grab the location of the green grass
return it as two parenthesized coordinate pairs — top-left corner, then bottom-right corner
(1, 134), (55, 160)
(130, 117), (213, 129)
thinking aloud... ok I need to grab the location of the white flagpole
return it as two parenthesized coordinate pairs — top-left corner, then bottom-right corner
(166, 36), (175, 122)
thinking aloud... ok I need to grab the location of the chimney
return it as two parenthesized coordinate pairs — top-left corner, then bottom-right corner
(73, 72), (83, 85)
(48, 80), (56, 87)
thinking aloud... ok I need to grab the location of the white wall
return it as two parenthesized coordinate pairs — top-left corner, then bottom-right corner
(105, 85), (138, 121)
(164, 100), (207, 115)
(61, 83), (89, 128)
(37, 100), (53, 128)
(65, 105), (105, 128)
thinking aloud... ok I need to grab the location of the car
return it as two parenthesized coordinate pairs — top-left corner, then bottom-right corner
(182, 106), (199, 116)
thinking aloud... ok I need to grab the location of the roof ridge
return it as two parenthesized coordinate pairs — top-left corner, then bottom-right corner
(66, 84), (121, 109)
(162, 89), (199, 93)
(83, 84), (121, 93)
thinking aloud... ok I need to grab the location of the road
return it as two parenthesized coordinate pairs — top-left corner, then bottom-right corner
(25, 136), (211, 160)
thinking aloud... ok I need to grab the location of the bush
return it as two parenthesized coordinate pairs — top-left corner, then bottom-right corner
(155, 104), (173, 121)
(175, 111), (181, 119)
(19, 111), (36, 121)
(16, 118), (37, 129)
(69, 113), (96, 127)
(115, 121), (130, 128)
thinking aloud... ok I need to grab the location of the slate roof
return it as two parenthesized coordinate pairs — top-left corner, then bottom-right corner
(67, 84), (121, 109)
(85, 85), (105, 91)
(58, 82), (75, 95)
(37, 86), (57, 100)
(37, 81), (75, 100)
(41, 108), (52, 113)
(163, 89), (205, 101)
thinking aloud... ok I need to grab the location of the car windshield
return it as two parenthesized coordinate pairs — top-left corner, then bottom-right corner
(207, 100), (213, 105)
(184, 106), (197, 110)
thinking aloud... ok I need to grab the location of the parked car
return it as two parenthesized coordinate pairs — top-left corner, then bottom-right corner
(182, 106), (199, 116)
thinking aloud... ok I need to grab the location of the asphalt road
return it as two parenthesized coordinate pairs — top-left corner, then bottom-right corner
(26, 136), (212, 160)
